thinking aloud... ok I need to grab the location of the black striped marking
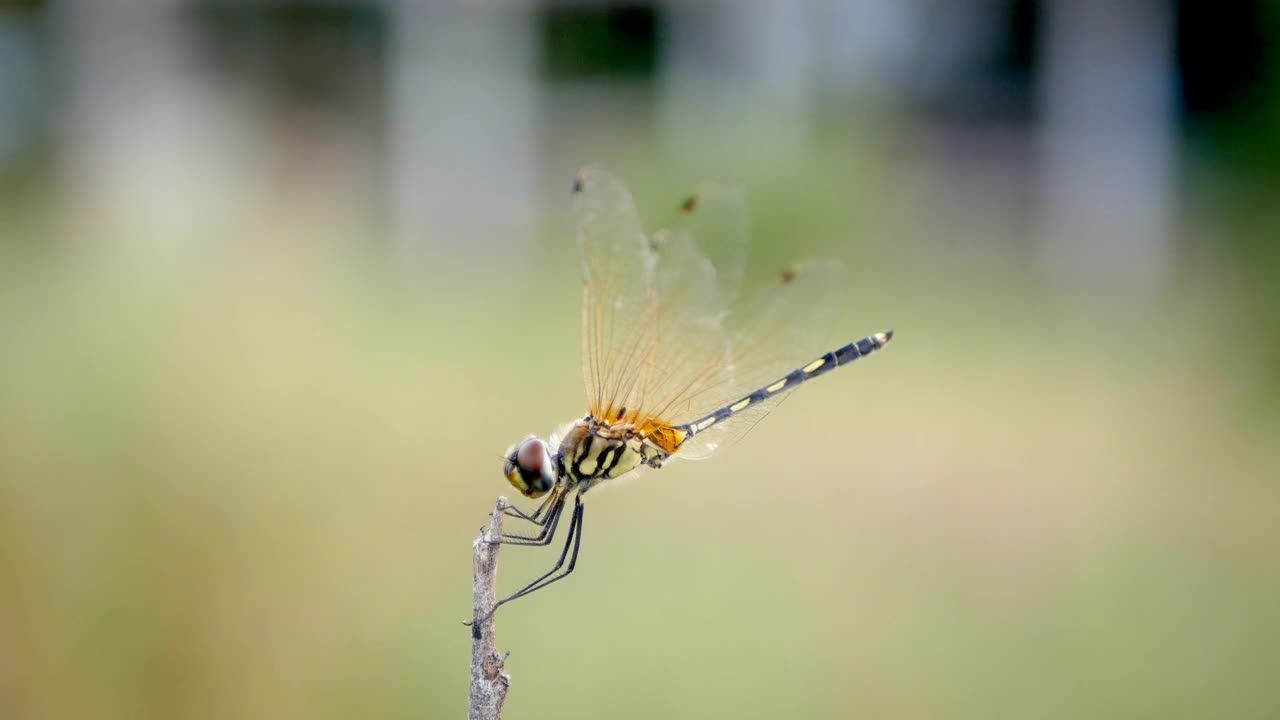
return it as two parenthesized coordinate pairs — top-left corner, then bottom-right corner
(571, 429), (635, 480)
(570, 432), (594, 478)
(679, 330), (893, 437)
(597, 442), (625, 478)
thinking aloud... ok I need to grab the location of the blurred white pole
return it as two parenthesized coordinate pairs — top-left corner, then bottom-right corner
(52, 1), (246, 252)
(388, 1), (538, 262)
(660, 0), (815, 169)
(812, 0), (915, 100)
(1036, 0), (1177, 291)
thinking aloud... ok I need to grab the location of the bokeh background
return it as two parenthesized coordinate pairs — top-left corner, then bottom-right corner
(2, 1), (1278, 718)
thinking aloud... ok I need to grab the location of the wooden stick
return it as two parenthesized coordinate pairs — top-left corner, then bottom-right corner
(468, 497), (510, 720)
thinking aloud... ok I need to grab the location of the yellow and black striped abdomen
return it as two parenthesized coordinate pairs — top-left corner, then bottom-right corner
(680, 330), (893, 438)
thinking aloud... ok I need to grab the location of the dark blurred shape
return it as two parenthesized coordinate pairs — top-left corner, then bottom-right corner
(191, 2), (387, 113)
(909, 0), (1042, 127)
(1004, 0), (1039, 77)
(174, 2), (389, 228)
(1176, 0), (1269, 118)
(540, 3), (659, 81)
(0, 0), (49, 229)
(986, 0), (1040, 123)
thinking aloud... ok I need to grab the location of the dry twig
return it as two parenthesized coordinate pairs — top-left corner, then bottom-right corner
(468, 497), (510, 720)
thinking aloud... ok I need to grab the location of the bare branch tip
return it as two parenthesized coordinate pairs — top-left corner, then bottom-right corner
(469, 496), (511, 720)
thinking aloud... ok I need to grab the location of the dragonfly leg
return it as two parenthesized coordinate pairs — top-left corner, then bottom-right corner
(491, 495), (584, 604)
(467, 493), (585, 637)
(477, 493), (553, 535)
(501, 490), (557, 525)
(486, 491), (566, 546)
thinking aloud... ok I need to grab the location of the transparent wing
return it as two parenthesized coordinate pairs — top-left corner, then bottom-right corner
(667, 186), (747, 308)
(675, 259), (844, 459)
(574, 166), (844, 462)
(574, 165), (652, 418)
(575, 166), (747, 426)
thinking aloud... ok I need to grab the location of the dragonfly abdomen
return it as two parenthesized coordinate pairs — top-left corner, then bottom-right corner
(679, 330), (893, 439)
(833, 330), (893, 367)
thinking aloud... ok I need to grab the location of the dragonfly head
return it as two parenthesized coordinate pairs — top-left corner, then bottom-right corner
(504, 436), (556, 498)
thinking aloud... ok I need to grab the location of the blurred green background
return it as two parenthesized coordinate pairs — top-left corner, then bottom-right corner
(2, 2), (1278, 719)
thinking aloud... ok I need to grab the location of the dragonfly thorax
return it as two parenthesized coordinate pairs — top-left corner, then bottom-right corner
(557, 418), (671, 490)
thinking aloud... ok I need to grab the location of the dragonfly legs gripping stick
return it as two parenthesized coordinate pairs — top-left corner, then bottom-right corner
(466, 492), (586, 638)
(488, 491), (567, 546)
(500, 489), (558, 524)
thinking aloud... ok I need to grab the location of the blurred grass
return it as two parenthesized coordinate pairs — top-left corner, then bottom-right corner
(2, 158), (1279, 719)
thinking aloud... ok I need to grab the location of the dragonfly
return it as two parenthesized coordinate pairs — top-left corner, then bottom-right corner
(468, 165), (892, 636)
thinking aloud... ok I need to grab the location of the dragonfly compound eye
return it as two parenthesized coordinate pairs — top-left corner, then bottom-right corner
(506, 437), (555, 498)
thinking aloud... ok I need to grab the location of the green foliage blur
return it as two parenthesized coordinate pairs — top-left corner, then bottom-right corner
(2, 4), (1279, 719)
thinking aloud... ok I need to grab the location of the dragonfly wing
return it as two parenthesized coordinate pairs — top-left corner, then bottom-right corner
(574, 165), (652, 419)
(666, 186), (748, 310)
(675, 258), (845, 460)
(573, 167), (847, 463)
(575, 167), (749, 427)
